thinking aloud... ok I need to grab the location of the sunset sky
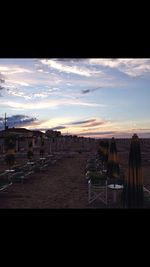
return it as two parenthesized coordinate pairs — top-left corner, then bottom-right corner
(0, 58), (150, 138)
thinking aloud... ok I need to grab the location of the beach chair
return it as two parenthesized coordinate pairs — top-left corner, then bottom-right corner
(88, 172), (108, 205)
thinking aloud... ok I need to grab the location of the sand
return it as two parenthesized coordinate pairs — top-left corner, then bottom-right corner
(0, 139), (150, 209)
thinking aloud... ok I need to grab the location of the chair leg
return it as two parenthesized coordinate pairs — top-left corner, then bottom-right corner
(88, 185), (108, 206)
(88, 183), (91, 203)
(106, 187), (108, 206)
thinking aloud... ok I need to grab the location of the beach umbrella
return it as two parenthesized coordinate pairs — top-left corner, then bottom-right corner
(27, 141), (33, 160)
(98, 140), (109, 163)
(40, 137), (45, 157)
(123, 134), (143, 208)
(98, 140), (104, 156)
(5, 136), (15, 169)
(107, 137), (120, 179)
(103, 140), (109, 163)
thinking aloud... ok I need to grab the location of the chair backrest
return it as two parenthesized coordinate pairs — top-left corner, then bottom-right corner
(90, 173), (107, 186)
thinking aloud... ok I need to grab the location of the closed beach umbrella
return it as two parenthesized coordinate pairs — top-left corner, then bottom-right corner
(107, 137), (120, 179)
(27, 141), (33, 160)
(98, 140), (105, 157)
(98, 140), (109, 165)
(5, 137), (15, 169)
(123, 134), (143, 208)
(103, 140), (109, 163)
(40, 138), (45, 157)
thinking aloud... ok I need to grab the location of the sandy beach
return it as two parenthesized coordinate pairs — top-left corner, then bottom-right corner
(0, 139), (150, 209)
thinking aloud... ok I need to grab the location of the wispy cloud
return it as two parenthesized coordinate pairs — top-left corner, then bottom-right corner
(130, 128), (150, 132)
(51, 126), (67, 130)
(39, 59), (103, 77)
(89, 58), (150, 77)
(78, 131), (116, 136)
(81, 86), (102, 94)
(81, 121), (107, 128)
(68, 101), (107, 108)
(68, 119), (96, 125)
(0, 98), (105, 110)
(0, 66), (33, 75)
(5, 87), (32, 100)
(9, 80), (30, 87)
(33, 93), (49, 99)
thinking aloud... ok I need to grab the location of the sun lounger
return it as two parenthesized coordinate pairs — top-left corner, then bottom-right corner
(0, 173), (12, 193)
(0, 182), (12, 192)
(11, 170), (34, 184)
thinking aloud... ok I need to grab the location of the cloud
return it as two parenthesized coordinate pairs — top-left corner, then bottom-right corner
(54, 59), (86, 62)
(5, 87), (32, 100)
(89, 58), (150, 77)
(0, 72), (7, 96)
(33, 93), (49, 99)
(0, 99), (105, 110)
(68, 119), (96, 125)
(0, 114), (37, 130)
(78, 131), (116, 136)
(0, 85), (5, 91)
(10, 81), (30, 87)
(40, 58), (150, 79)
(130, 128), (150, 132)
(82, 121), (106, 128)
(0, 72), (5, 83)
(82, 89), (91, 94)
(81, 86), (102, 94)
(68, 101), (107, 108)
(39, 59), (103, 77)
(51, 126), (67, 130)
(0, 66), (33, 75)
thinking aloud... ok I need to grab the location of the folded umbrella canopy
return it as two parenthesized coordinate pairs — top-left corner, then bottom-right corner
(40, 138), (45, 157)
(5, 136), (15, 169)
(107, 137), (120, 179)
(123, 134), (143, 208)
(98, 140), (109, 165)
(27, 141), (33, 160)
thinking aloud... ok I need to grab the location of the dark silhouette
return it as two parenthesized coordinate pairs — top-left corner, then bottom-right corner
(27, 141), (33, 160)
(40, 139), (45, 157)
(123, 134), (144, 208)
(5, 137), (15, 169)
(107, 137), (120, 179)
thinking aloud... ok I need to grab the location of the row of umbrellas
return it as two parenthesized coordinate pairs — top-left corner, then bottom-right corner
(98, 134), (143, 208)
(4, 133), (144, 208)
(4, 135), (46, 166)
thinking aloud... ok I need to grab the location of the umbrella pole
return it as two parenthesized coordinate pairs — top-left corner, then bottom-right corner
(113, 190), (117, 203)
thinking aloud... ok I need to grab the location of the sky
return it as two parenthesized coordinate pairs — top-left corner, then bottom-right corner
(0, 58), (150, 138)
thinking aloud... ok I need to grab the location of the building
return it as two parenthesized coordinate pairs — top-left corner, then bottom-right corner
(0, 128), (45, 152)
